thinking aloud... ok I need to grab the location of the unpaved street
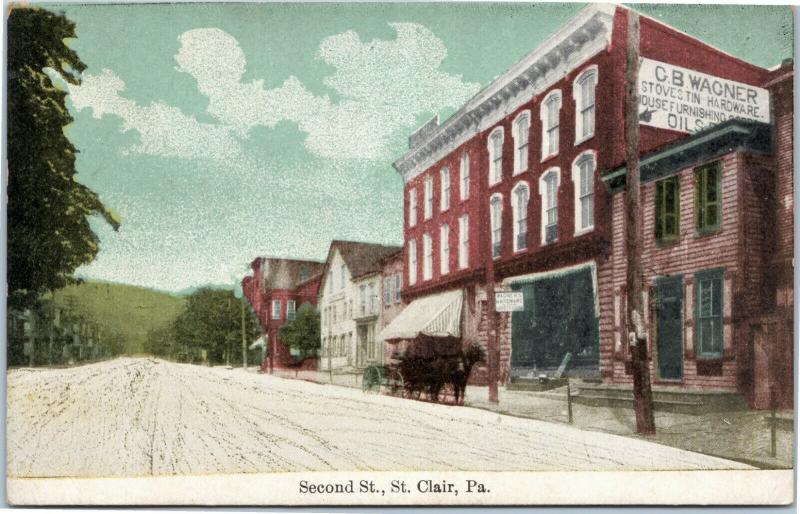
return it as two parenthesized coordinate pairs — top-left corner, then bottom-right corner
(7, 357), (750, 477)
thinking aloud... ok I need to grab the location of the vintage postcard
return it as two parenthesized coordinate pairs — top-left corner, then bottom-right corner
(4, 1), (795, 506)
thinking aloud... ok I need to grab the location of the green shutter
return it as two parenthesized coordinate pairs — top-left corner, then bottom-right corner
(694, 268), (724, 357)
(695, 162), (721, 234)
(655, 176), (679, 244)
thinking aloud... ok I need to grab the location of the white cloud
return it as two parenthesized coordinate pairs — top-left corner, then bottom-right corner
(175, 24), (480, 160)
(67, 69), (242, 162)
(63, 24), (479, 163)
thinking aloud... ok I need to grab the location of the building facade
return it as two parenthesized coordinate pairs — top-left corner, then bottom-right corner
(318, 241), (402, 373)
(242, 257), (324, 372)
(392, 4), (791, 405)
(378, 249), (405, 362)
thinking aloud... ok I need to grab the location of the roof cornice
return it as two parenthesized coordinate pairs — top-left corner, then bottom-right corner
(393, 4), (616, 184)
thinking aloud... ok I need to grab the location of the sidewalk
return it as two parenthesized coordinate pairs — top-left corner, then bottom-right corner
(253, 369), (792, 469)
(463, 384), (793, 470)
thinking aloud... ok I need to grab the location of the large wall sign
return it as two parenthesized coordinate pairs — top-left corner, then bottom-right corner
(638, 58), (770, 133)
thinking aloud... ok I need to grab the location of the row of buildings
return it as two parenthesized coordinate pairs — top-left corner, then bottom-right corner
(243, 4), (793, 409)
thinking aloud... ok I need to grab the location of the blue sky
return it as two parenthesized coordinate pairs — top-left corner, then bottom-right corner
(41, 3), (792, 292)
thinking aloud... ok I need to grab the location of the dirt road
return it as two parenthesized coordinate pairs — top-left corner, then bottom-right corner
(7, 357), (751, 477)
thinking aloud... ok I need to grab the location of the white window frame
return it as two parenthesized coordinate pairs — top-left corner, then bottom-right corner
(490, 193), (503, 259)
(487, 126), (504, 186)
(573, 65), (598, 145)
(440, 167), (450, 212)
(423, 175), (433, 220)
(408, 187), (417, 227)
(540, 90), (562, 161)
(512, 110), (531, 175)
(271, 299), (281, 320)
(439, 223), (450, 275)
(368, 282), (376, 314)
(539, 167), (561, 245)
(458, 214), (469, 269)
(394, 273), (402, 302)
(572, 151), (596, 235)
(340, 264), (346, 291)
(383, 277), (391, 305)
(511, 181), (530, 252)
(459, 152), (470, 201)
(286, 300), (296, 320)
(422, 233), (432, 281)
(408, 239), (417, 285)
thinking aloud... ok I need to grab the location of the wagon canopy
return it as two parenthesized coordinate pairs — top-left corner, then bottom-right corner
(378, 289), (463, 341)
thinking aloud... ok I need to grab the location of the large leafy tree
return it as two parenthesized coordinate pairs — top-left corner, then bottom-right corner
(277, 303), (321, 361)
(7, 7), (119, 309)
(171, 289), (260, 364)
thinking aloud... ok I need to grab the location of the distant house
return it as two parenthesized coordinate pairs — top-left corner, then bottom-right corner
(378, 249), (405, 363)
(318, 240), (402, 374)
(242, 257), (324, 372)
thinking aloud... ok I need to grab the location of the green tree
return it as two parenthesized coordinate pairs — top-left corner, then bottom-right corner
(277, 303), (321, 361)
(7, 7), (119, 309)
(171, 289), (259, 365)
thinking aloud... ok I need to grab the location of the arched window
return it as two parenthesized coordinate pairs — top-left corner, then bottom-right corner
(423, 175), (433, 220)
(511, 182), (530, 251)
(408, 239), (417, 285)
(458, 214), (469, 269)
(512, 111), (531, 174)
(439, 223), (450, 275)
(459, 153), (470, 200)
(440, 167), (450, 211)
(408, 187), (417, 227)
(490, 194), (503, 258)
(539, 168), (560, 244)
(572, 152), (596, 233)
(540, 90), (561, 160)
(488, 127), (504, 185)
(573, 66), (598, 143)
(422, 233), (432, 281)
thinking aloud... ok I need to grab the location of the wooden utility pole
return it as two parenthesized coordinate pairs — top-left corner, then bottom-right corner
(624, 10), (656, 435)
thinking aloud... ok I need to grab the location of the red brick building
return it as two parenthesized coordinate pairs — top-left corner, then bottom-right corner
(391, 4), (792, 407)
(242, 258), (324, 372)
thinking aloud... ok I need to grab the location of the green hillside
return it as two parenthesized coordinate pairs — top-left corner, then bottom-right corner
(55, 281), (185, 353)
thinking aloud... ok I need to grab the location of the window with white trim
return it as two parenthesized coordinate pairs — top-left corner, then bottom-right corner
(368, 282), (376, 314)
(459, 153), (470, 200)
(440, 223), (450, 275)
(408, 239), (417, 285)
(440, 167), (450, 211)
(271, 299), (281, 320)
(512, 182), (529, 251)
(488, 127), (504, 185)
(512, 111), (530, 174)
(572, 152), (596, 233)
(540, 91), (561, 159)
(286, 300), (296, 320)
(408, 188), (417, 227)
(490, 194), (503, 259)
(394, 273), (402, 302)
(423, 176), (433, 220)
(422, 233), (432, 281)
(383, 277), (391, 305)
(573, 67), (597, 143)
(340, 264), (346, 290)
(458, 215), (469, 269)
(540, 168), (560, 244)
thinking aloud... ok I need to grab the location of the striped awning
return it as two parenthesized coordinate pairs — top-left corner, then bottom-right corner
(378, 289), (463, 341)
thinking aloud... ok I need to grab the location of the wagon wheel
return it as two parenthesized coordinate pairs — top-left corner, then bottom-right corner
(362, 365), (383, 393)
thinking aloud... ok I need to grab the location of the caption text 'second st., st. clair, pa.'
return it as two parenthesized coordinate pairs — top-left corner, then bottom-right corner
(299, 478), (490, 497)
